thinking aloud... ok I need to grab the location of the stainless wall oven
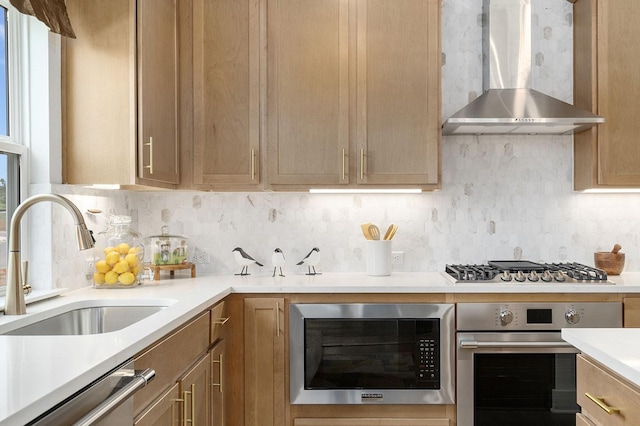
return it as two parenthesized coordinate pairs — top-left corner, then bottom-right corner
(290, 303), (455, 404)
(457, 302), (622, 426)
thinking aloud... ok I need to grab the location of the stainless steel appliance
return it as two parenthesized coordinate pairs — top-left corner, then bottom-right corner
(457, 302), (622, 426)
(444, 260), (612, 284)
(27, 359), (154, 425)
(290, 303), (455, 404)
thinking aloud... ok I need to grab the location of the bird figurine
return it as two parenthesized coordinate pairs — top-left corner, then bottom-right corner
(272, 248), (286, 277)
(297, 247), (321, 275)
(232, 247), (263, 276)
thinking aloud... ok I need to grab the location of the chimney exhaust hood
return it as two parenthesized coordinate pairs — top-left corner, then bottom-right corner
(442, 0), (604, 136)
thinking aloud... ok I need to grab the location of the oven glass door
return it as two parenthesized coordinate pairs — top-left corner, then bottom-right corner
(304, 318), (439, 390)
(474, 352), (578, 425)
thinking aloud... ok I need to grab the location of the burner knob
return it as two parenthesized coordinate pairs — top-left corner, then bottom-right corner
(541, 271), (553, 282)
(553, 271), (566, 282)
(514, 271), (526, 282)
(499, 310), (514, 326)
(500, 271), (512, 282)
(565, 309), (580, 325)
(528, 271), (539, 282)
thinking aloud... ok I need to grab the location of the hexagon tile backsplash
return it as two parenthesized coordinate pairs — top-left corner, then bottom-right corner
(36, 0), (640, 288)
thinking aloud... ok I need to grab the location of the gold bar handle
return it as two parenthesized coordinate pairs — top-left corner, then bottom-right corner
(341, 148), (346, 181)
(276, 302), (280, 337)
(251, 149), (256, 181)
(585, 392), (620, 415)
(144, 136), (154, 175)
(212, 353), (223, 393)
(173, 397), (185, 426)
(360, 148), (364, 180)
(182, 389), (190, 424)
(214, 317), (230, 325)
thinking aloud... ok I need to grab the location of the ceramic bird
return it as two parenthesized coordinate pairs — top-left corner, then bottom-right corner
(232, 247), (263, 276)
(297, 247), (321, 275)
(272, 248), (286, 277)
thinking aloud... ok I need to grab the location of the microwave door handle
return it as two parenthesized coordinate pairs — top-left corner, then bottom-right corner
(460, 340), (574, 349)
(73, 368), (156, 426)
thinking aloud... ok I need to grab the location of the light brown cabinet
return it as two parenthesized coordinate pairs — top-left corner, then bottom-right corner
(576, 354), (640, 425)
(294, 419), (449, 426)
(181, 353), (211, 425)
(63, 0), (179, 189)
(210, 340), (225, 426)
(134, 382), (181, 426)
(573, 0), (640, 189)
(244, 297), (286, 426)
(267, 0), (441, 190)
(190, 0), (261, 190)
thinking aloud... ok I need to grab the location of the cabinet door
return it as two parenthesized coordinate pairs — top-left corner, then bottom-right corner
(267, 0), (350, 187)
(211, 300), (228, 343)
(356, 0), (440, 187)
(134, 383), (181, 426)
(181, 353), (211, 426)
(192, 0), (261, 188)
(138, 0), (180, 184)
(244, 298), (286, 426)
(211, 340), (226, 426)
(574, 0), (640, 188)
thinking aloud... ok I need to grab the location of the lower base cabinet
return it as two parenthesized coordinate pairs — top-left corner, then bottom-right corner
(134, 383), (181, 425)
(211, 340), (225, 426)
(181, 353), (211, 425)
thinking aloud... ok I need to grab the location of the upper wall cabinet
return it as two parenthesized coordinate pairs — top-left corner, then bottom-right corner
(63, 0), (179, 189)
(267, 0), (441, 191)
(190, 0), (261, 190)
(573, 0), (640, 189)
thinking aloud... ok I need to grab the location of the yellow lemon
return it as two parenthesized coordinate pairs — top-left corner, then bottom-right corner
(105, 251), (121, 266)
(116, 242), (130, 255)
(112, 260), (130, 274)
(118, 272), (136, 285)
(105, 270), (119, 285)
(93, 272), (105, 285)
(131, 265), (140, 275)
(103, 246), (116, 256)
(128, 246), (142, 254)
(95, 260), (111, 273)
(125, 253), (139, 268)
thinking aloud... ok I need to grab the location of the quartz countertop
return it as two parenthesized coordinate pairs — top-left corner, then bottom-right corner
(1, 271), (639, 425)
(562, 328), (640, 388)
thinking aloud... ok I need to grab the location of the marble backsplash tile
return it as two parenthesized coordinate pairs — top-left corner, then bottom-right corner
(32, 0), (640, 289)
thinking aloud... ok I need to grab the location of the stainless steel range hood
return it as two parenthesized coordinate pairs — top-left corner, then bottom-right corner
(442, 0), (604, 136)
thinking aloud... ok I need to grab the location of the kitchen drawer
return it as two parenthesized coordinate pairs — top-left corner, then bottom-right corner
(133, 311), (211, 415)
(576, 413), (596, 426)
(210, 300), (227, 344)
(577, 354), (640, 425)
(294, 419), (449, 426)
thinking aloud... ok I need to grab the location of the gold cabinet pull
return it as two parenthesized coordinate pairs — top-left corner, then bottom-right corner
(585, 392), (620, 415)
(251, 149), (256, 181)
(183, 384), (195, 424)
(173, 397), (185, 426)
(341, 148), (346, 181)
(276, 302), (280, 337)
(212, 353), (223, 393)
(360, 148), (364, 180)
(144, 136), (154, 175)
(213, 317), (230, 325)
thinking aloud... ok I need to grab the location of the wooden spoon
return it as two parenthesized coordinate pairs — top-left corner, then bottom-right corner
(360, 223), (373, 240)
(384, 224), (398, 240)
(612, 244), (622, 254)
(368, 224), (381, 240)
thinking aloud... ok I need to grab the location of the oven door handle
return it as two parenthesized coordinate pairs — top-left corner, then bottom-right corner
(460, 340), (574, 349)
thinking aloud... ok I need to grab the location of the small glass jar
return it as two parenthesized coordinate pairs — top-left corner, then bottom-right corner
(93, 215), (144, 288)
(145, 226), (189, 266)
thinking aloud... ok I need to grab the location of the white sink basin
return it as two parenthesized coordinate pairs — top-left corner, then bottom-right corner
(0, 299), (174, 336)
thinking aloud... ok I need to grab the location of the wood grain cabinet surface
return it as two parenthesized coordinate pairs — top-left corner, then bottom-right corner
(63, 0), (179, 189)
(573, 0), (640, 189)
(267, 0), (441, 191)
(576, 354), (640, 426)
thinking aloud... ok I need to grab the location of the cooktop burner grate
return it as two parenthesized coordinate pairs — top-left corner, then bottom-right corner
(444, 261), (610, 284)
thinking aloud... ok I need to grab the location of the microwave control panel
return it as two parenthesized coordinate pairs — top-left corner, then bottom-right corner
(416, 332), (440, 388)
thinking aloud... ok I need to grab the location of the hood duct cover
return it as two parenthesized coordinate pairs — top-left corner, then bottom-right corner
(442, 0), (604, 136)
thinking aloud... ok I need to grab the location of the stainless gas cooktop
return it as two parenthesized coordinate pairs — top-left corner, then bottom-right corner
(444, 260), (613, 284)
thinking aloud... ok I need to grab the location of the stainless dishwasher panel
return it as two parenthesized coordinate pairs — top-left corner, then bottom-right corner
(27, 359), (155, 426)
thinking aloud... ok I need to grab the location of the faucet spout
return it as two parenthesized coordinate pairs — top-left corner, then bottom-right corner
(4, 194), (95, 315)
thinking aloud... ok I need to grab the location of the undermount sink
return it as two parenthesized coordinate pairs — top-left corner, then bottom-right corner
(1, 301), (171, 336)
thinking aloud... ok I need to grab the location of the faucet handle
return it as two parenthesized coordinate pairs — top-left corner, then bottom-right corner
(21, 261), (32, 295)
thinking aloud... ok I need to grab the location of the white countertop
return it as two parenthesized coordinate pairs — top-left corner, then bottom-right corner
(562, 328), (640, 389)
(1, 271), (639, 425)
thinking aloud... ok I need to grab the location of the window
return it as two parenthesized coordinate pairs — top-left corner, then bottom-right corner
(0, 1), (27, 289)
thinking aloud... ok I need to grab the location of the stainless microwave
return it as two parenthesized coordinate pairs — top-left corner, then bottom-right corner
(289, 303), (455, 404)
